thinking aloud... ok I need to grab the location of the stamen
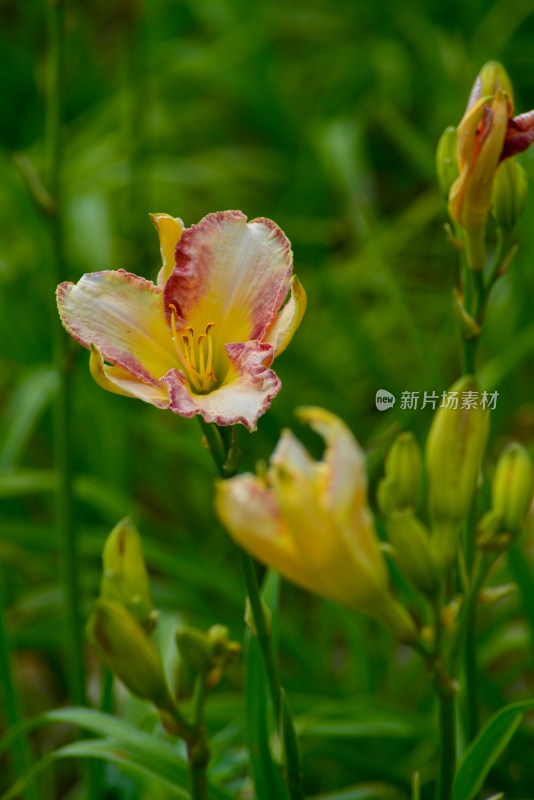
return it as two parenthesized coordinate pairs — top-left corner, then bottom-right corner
(168, 308), (218, 393)
(205, 322), (215, 380)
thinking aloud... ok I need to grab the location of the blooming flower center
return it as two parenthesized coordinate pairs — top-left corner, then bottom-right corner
(169, 304), (218, 394)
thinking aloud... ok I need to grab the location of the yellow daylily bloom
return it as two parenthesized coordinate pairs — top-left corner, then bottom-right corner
(215, 408), (417, 642)
(57, 211), (306, 431)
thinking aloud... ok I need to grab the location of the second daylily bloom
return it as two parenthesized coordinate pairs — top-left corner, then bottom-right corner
(215, 408), (417, 642)
(57, 211), (306, 431)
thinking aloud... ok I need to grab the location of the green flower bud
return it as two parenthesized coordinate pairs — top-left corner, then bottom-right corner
(176, 625), (241, 688)
(436, 126), (459, 199)
(100, 518), (155, 630)
(426, 376), (490, 565)
(492, 443), (534, 536)
(386, 510), (440, 596)
(492, 157), (528, 235)
(475, 61), (514, 106)
(176, 626), (214, 675)
(87, 599), (173, 711)
(378, 432), (422, 515)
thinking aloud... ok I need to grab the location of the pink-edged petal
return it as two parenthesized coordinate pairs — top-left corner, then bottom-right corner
(90, 344), (169, 408)
(57, 271), (176, 384)
(150, 213), (184, 288)
(163, 211), (293, 345)
(263, 275), (306, 358)
(162, 341), (281, 431)
(214, 474), (316, 592)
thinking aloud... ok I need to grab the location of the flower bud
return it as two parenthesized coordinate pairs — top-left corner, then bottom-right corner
(492, 443), (534, 536)
(87, 599), (173, 711)
(386, 510), (440, 596)
(100, 518), (155, 631)
(491, 157), (528, 234)
(426, 376), (490, 565)
(377, 432), (422, 515)
(176, 626), (214, 675)
(436, 126), (459, 199)
(469, 61), (514, 107)
(176, 625), (241, 688)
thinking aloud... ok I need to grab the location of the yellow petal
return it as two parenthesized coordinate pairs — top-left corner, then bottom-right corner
(90, 344), (169, 408)
(263, 275), (307, 358)
(214, 475), (316, 592)
(150, 213), (184, 288)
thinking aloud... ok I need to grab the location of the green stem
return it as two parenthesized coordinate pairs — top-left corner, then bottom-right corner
(45, 0), (85, 707)
(436, 689), (456, 800)
(200, 418), (304, 800)
(0, 573), (39, 800)
(186, 679), (209, 800)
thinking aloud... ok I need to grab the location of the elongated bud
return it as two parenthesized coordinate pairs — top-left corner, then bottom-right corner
(436, 126), (459, 198)
(426, 376), (490, 564)
(470, 61), (514, 108)
(386, 510), (440, 597)
(491, 158), (528, 235)
(492, 443), (534, 536)
(100, 518), (155, 631)
(378, 432), (422, 515)
(87, 599), (173, 711)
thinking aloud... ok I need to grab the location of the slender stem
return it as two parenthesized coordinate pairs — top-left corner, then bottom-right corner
(436, 689), (456, 800)
(45, 0), (85, 707)
(0, 573), (39, 800)
(450, 553), (495, 675)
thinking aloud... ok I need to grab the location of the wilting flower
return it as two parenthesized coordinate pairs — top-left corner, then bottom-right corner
(446, 61), (534, 269)
(215, 407), (417, 642)
(57, 211), (306, 431)
(448, 70), (512, 239)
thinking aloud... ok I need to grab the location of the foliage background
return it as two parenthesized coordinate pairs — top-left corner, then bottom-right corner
(1, 0), (534, 797)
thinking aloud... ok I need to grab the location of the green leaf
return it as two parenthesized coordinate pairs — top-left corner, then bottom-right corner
(0, 708), (234, 800)
(452, 700), (534, 800)
(0, 739), (191, 800)
(0, 367), (57, 471)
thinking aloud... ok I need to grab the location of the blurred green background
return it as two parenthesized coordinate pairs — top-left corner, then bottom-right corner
(2, 0), (534, 797)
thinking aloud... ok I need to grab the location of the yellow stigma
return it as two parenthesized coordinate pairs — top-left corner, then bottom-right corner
(169, 305), (217, 393)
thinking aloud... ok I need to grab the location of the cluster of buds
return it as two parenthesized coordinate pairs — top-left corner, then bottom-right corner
(87, 518), (174, 712)
(87, 518), (240, 732)
(377, 376), (533, 596)
(176, 624), (241, 691)
(437, 61), (533, 272)
(378, 433), (440, 597)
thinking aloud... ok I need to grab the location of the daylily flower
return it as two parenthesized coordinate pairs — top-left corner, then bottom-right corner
(215, 407), (417, 642)
(57, 211), (306, 431)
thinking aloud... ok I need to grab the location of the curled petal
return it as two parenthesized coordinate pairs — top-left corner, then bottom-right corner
(295, 407), (367, 520)
(263, 275), (307, 358)
(150, 213), (184, 288)
(501, 109), (534, 161)
(57, 270), (176, 384)
(164, 211), (293, 344)
(270, 429), (316, 482)
(163, 341), (281, 431)
(90, 344), (169, 408)
(214, 475), (315, 592)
